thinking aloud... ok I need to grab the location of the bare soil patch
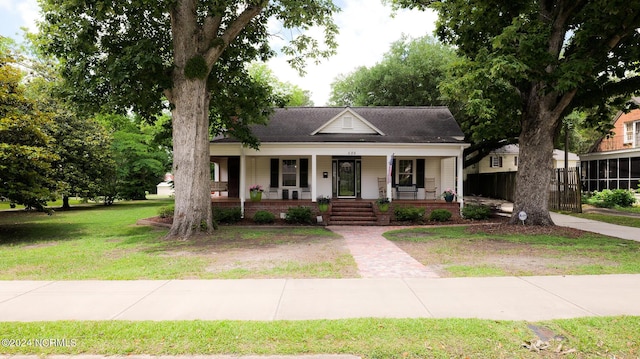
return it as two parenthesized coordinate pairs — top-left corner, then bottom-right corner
(151, 226), (359, 278)
(393, 224), (618, 277)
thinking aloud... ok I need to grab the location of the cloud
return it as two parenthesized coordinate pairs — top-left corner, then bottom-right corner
(16, 0), (40, 32)
(267, 0), (437, 105)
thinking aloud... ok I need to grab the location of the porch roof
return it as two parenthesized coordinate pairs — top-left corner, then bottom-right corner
(212, 106), (466, 144)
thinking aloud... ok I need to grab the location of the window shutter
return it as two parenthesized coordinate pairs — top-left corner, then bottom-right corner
(391, 159), (396, 186)
(416, 159), (425, 187)
(270, 158), (279, 188)
(499, 157), (503, 167)
(299, 158), (309, 187)
(489, 157), (494, 168)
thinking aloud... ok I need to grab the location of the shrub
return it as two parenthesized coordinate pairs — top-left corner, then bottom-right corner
(429, 209), (452, 222)
(253, 210), (275, 224)
(285, 206), (313, 224)
(158, 204), (174, 218)
(590, 189), (636, 208)
(462, 204), (492, 220)
(394, 206), (425, 223)
(213, 206), (242, 224)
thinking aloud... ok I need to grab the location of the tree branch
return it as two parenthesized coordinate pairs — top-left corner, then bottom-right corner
(201, 15), (223, 51)
(204, 3), (266, 67)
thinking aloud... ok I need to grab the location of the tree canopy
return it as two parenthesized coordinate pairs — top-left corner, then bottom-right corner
(329, 35), (458, 107)
(0, 40), (58, 210)
(393, 0), (640, 225)
(38, 0), (340, 238)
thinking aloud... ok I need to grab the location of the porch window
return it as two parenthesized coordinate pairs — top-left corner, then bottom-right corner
(490, 156), (503, 168)
(282, 159), (297, 186)
(398, 159), (413, 185)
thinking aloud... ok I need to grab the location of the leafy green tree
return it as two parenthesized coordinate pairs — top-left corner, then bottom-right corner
(0, 41), (58, 211)
(393, 0), (640, 225)
(329, 36), (458, 107)
(39, 0), (339, 239)
(18, 37), (116, 210)
(97, 114), (171, 201)
(248, 62), (314, 106)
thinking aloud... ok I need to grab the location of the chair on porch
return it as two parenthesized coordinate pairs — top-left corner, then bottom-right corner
(301, 186), (311, 199)
(267, 186), (279, 199)
(424, 177), (438, 199)
(378, 177), (386, 198)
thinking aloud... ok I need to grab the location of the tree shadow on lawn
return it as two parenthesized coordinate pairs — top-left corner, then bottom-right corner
(0, 222), (86, 245)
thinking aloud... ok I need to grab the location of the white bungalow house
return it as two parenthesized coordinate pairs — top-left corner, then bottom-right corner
(209, 107), (469, 216)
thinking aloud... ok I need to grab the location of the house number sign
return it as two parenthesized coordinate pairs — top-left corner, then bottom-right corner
(347, 151), (356, 155)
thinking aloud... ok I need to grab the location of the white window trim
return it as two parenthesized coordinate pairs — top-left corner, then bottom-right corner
(490, 156), (503, 168)
(397, 159), (414, 185)
(282, 159), (298, 187)
(624, 122), (634, 144)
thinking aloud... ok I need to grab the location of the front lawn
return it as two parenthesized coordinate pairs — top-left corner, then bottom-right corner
(384, 225), (640, 277)
(0, 199), (356, 280)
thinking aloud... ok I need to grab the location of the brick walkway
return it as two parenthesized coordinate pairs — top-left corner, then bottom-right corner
(328, 226), (440, 278)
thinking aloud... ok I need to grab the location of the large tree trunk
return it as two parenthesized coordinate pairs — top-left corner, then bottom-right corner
(167, 77), (214, 239)
(62, 195), (70, 210)
(510, 90), (563, 226)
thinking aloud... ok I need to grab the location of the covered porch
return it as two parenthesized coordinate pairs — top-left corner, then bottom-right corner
(209, 142), (467, 216)
(211, 197), (462, 225)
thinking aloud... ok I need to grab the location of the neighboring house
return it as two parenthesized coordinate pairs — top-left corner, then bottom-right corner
(464, 144), (580, 202)
(581, 97), (640, 191)
(156, 173), (175, 196)
(210, 107), (469, 213)
(466, 144), (580, 175)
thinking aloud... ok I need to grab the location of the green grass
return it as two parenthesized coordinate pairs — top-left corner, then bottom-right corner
(0, 199), (185, 280)
(1, 317), (638, 358)
(572, 212), (640, 228)
(0, 200), (349, 279)
(384, 226), (640, 276)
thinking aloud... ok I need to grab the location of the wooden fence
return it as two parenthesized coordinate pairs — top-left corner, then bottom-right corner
(464, 167), (582, 213)
(465, 172), (517, 202)
(549, 167), (582, 212)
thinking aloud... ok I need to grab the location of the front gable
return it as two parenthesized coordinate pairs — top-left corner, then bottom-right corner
(311, 108), (385, 136)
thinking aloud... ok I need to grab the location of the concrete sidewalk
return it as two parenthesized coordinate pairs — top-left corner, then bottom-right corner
(551, 211), (640, 241)
(2, 275), (639, 322)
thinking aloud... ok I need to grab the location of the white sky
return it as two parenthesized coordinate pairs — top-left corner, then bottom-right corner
(0, 0), (437, 105)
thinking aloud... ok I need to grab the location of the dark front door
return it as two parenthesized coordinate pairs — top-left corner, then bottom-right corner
(332, 157), (361, 198)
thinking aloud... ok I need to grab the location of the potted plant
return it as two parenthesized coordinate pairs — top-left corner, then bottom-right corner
(317, 196), (331, 212)
(249, 184), (263, 202)
(375, 197), (390, 212)
(442, 188), (456, 203)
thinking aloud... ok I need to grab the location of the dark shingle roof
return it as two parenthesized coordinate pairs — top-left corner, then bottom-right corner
(212, 106), (465, 144)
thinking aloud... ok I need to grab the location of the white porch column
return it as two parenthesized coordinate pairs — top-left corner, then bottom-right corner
(386, 154), (393, 202)
(311, 154), (317, 202)
(457, 146), (465, 209)
(239, 146), (246, 217)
